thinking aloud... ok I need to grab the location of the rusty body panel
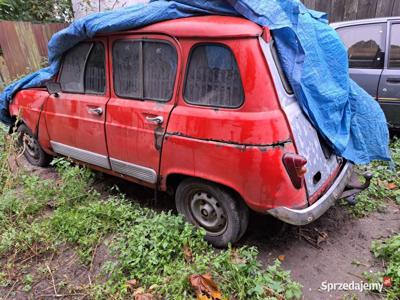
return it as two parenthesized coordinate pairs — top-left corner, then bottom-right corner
(0, 21), (67, 80)
(9, 16), (352, 227)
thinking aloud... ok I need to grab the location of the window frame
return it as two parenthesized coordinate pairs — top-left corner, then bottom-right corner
(336, 22), (387, 70)
(183, 42), (245, 109)
(111, 38), (178, 103)
(388, 21), (400, 70)
(58, 41), (107, 96)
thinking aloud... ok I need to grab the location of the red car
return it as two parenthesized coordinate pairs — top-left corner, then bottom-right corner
(9, 16), (370, 247)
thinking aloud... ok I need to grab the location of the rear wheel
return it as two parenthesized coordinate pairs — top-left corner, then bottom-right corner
(175, 178), (248, 248)
(17, 124), (52, 167)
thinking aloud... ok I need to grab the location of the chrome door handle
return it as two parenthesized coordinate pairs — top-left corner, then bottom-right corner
(145, 116), (164, 125)
(88, 107), (103, 116)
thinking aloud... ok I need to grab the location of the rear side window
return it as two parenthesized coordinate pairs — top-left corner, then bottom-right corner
(60, 42), (106, 94)
(389, 24), (400, 69)
(184, 44), (244, 108)
(337, 23), (386, 69)
(113, 40), (178, 101)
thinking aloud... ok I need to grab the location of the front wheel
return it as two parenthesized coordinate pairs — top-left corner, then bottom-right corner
(17, 124), (52, 167)
(175, 178), (248, 248)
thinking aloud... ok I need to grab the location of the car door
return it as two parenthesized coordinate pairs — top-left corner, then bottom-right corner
(377, 21), (400, 128)
(106, 35), (180, 184)
(45, 39), (111, 169)
(336, 22), (387, 97)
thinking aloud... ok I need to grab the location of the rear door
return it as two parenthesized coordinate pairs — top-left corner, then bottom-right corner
(377, 21), (400, 128)
(45, 39), (110, 168)
(336, 22), (387, 97)
(106, 35), (180, 184)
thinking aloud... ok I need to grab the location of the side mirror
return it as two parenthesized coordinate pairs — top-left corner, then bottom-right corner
(46, 81), (61, 96)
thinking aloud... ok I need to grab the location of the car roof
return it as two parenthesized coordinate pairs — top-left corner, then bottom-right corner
(331, 16), (400, 28)
(99, 15), (264, 38)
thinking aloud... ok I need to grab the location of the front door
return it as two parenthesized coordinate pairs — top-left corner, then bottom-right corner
(106, 35), (180, 184)
(45, 39), (110, 168)
(377, 22), (400, 128)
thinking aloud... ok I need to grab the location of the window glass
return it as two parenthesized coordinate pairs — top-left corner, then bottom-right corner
(184, 44), (244, 108)
(60, 43), (92, 93)
(337, 23), (386, 69)
(85, 43), (106, 94)
(113, 41), (141, 98)
(389, 24), (400, 69)
(143, 42), (177, 101)
(112, 40), (178, 101)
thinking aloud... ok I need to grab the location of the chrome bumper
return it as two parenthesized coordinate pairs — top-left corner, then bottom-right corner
(268, 162), (354, 226)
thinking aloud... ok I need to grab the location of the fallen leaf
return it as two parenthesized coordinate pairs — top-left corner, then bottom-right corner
(231, 249), (247, 264)
(189, 274), (224, 300)
(278, 255), (285, 262)
(134, 293), (154, 300)
(127, 279), (139, 290)
(183, 244), (193, 263)
(386, 183), (397, 190)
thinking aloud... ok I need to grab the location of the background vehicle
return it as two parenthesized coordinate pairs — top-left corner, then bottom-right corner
(9, 16), (367, 247)
(332, 17), (400, 128)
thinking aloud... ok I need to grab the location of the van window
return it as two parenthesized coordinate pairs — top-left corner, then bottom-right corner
(60, 43), (92, 93)
(112, 40), (177, 101)
(337, 23), (386, 69)
(184, 44), (244, 108)
(389, 24), (400, 69)
(85, 43), (106, 94)
(60, 42), (106, 94)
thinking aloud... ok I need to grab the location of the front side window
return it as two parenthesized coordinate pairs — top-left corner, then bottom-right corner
(337, 23), (386, 69)
(112, 40), (177, 101)
(60, 42), (106, 94)
(184, 44), (244, 108)
(389, 24), (400, 69)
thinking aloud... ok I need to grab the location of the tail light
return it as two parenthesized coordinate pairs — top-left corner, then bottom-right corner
(282, 153), (307, 189)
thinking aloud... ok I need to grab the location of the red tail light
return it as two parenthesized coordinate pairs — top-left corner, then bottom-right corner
(282, 153), (307, 189)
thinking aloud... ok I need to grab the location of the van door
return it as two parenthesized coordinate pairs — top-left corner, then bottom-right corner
(106, 35), (179, 184)
(377, 22), (400, 128)
(45, 39), (110, 168)
(336, 22), (387, 98)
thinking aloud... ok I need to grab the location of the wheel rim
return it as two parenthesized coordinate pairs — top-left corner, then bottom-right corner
(22, 133), (40, 161)
(189, 191), (227, 236)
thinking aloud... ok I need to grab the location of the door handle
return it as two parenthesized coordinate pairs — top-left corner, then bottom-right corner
(387, 78), (400, 84)
(87, 107), (103, 116)
(145, 115), (164, 125)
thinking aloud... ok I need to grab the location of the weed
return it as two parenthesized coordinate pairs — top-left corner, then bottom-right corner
(344, 138), (400, 217)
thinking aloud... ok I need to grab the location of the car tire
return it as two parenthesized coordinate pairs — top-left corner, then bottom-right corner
(175, 178), (247, 248)
(17, 124), (52, 167)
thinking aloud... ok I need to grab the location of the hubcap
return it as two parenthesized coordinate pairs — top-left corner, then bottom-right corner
(189, 192), (227, 235)
(22, 134), (40, 160)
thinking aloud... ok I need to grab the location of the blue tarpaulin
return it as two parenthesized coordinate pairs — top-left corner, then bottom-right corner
(0, 0), (390, 164)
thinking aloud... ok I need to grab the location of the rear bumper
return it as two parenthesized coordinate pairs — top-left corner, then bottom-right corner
(267, 162), (354, 226)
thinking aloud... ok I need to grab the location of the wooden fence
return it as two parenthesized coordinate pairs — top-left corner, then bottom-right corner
(302, 0), (400, 22)
(0, 21), (67, 87)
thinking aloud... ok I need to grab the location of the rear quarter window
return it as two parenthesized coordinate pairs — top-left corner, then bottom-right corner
(336, 23), (386, 69)
(184, 44), (244, 108)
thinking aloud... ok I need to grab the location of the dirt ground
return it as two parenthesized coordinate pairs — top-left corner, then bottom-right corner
(2, 160), (400, 300)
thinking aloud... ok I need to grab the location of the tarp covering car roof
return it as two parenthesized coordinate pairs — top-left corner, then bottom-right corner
(0, 0), (390, 164)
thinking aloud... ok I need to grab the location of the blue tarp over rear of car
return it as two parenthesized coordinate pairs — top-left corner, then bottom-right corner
(0, 0), (391, 164)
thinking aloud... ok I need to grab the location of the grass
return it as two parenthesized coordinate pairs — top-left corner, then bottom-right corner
(342, 138), (400, 217)
(0, 126), (302, 299)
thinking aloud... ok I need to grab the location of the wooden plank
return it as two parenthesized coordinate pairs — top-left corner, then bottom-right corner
(330, 0), (346, 22)
(344, 0), (359, 21)
(392, 0), (400, 16)
(376, 0), (395, 17)
(303, 0), (317, 10)
(315, 0), (331, 13)
(356, 0), (378, 19)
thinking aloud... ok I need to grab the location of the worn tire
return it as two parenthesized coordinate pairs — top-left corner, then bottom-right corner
(175, 178), (247, 248)
(17, 124), (52, 167)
